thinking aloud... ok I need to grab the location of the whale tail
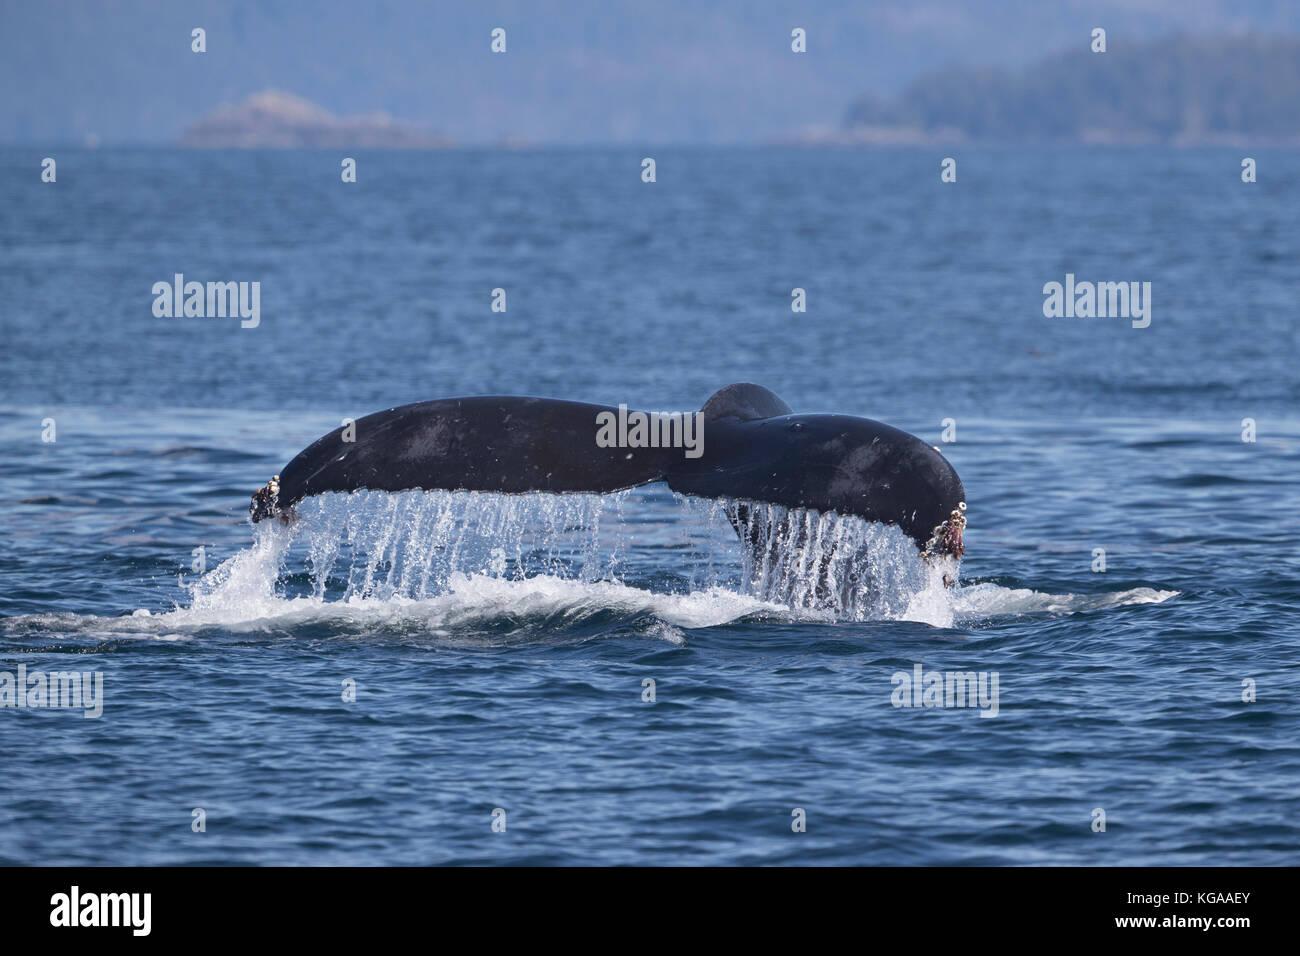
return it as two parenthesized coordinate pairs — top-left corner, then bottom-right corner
(248, 384), (966, 562)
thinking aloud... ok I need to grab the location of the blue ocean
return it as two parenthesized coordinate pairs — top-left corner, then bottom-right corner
(1, 147), (1297, 865)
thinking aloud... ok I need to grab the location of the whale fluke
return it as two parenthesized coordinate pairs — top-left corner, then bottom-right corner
(250, 384), (966, 560)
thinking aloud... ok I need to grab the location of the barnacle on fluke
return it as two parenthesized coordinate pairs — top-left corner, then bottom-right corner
(249, 474), (280, 523)
(924, 503), (967, 562)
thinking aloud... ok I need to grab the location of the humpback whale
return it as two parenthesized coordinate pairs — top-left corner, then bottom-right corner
(249, 383), (966, 563)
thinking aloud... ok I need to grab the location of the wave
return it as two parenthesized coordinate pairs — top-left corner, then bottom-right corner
(1, 489), (1178, 641)
(952, 582), (1177, 618)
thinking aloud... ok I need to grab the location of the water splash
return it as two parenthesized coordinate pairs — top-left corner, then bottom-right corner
(723, 500), (957, 622)
(153, 488), (1175, 634)
(174, 489), (959, 625)
(0, 483), (1178, 644)
(290, 489), (618, 601)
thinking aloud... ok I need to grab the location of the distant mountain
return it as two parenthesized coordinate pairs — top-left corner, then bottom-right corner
(7, 1), (1300, 145)
(179, 90), (452, 148)
(841, 35), (1300, 145)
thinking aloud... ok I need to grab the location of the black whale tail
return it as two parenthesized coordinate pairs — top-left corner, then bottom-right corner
(249, 383), (966, 559)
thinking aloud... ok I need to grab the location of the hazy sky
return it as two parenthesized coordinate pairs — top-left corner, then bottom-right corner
(3, 0), (1299, 144)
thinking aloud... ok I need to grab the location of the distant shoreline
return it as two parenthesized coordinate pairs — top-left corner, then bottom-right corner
(8, 140), (1300, 150)
(838, 34), (1300, 148)
(773, 129), (1300, 148)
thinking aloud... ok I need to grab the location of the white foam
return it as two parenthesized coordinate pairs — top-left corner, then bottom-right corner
(166, 571), (778, 641)
(0, 489), (1179, 639)
(952, 582), (1177, 621)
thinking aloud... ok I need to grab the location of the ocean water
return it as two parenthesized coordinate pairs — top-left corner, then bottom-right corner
(0, 147), (1297, 865)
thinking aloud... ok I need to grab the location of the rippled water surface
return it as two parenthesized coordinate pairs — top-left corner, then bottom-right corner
(1, 148), (1297, 864)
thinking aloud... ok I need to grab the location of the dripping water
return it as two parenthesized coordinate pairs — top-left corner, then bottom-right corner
(181, 488), (957, 623)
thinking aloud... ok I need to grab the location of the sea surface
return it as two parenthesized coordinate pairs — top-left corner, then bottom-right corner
(0, 147), (1297, 865)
